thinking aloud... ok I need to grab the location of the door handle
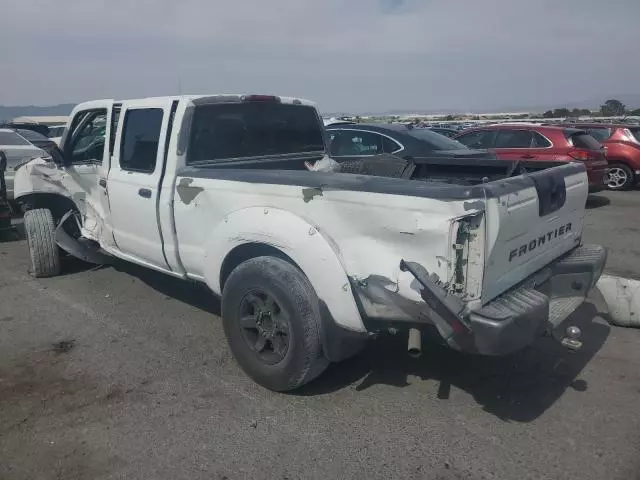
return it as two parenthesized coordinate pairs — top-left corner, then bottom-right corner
(138, 188), (152, 198)
(98, 178), (107, 188)
(521, 154), (536, 159)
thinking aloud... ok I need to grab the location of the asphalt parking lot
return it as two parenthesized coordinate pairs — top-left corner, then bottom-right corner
(1, 190), (639, 480)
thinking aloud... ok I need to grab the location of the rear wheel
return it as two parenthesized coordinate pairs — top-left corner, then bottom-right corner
(606, 163), (634, 190)
(24, 208), (61, 278)
(221, 256), (328, 391)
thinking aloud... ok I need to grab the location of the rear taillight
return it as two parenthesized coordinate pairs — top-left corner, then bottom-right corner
(568, 150), (593, 161)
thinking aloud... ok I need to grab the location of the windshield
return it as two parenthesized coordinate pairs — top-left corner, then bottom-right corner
(405, 128), (468, 150)
(187, 102), (325, 163)
(629, 127), (640, 143)
(17, 129), (50, 142)
(569, 132), (602, 150)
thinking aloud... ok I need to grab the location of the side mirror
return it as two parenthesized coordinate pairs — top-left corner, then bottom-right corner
(48, 144), (67, 166)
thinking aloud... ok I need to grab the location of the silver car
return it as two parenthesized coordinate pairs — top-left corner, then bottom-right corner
(0, 128), (46, 199)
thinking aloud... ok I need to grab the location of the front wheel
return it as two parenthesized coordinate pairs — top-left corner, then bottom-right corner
(221, 256), (328, 391)
(24, 208), (61, 278)
(606, 163), (634, 190)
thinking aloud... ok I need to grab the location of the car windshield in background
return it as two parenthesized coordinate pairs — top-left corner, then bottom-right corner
(629, 127), (640, 143)
(0, 131), (31, 146)
(16, 129), (51, 145)
(583, 127), (612, 142)
(405, 128), (468, 150)
(47, 126), (65, 137)
(188, 103), (324, 162)
(569, 132), (602, 150)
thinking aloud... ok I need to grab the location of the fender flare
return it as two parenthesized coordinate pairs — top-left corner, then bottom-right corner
(202, 207), (366, 333)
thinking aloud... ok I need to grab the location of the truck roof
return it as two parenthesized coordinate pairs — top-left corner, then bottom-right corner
(76, 94), (317, 108)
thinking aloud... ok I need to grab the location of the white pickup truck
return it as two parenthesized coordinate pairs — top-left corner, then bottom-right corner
(14, 94), (606, 391)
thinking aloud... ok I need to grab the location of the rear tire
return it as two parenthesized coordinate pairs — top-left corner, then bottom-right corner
(24, 208), (61, 278)
(606, 163), (634, 191)
(221, 256), (328, 391)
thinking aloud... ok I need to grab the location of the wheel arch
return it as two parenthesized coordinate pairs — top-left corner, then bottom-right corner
(17, 192), (80, 222)
(202, 207), (366, 334)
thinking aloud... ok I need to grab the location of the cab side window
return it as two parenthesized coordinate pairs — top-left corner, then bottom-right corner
(67, 109), (108, 164)
(119, 108), (164, 173)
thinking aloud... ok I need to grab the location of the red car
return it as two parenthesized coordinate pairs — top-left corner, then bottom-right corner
(559, 123), (640, 190)
(454, 124), (609, 188)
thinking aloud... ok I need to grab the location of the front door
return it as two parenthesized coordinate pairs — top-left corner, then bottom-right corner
(106, 98), (174, 269)
(59, 100), (115, 242)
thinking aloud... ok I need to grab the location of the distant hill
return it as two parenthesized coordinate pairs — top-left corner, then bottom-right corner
(0, 104), (75, 122)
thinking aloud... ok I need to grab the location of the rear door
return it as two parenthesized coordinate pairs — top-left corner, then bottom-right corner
(107, 98), (176, 269)
(493, 129), (538, 160)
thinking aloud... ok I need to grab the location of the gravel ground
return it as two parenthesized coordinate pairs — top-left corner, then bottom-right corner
(0, 190), (639, 480)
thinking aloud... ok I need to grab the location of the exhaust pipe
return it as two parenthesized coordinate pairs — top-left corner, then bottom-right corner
(408, 328), (422, 358)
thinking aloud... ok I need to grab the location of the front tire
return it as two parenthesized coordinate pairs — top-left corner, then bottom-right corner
(24, 208), (61, 278)
(606, 163), (634, 190)
(221, 256), (328, 391)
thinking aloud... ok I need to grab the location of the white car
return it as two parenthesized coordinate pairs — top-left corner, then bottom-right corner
(0, 128), (46, 199)
(47, 125), (65, 146)
(14, 94), (606, 391)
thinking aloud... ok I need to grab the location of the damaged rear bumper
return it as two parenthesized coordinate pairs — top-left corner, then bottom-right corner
(353, 244), (607, 356)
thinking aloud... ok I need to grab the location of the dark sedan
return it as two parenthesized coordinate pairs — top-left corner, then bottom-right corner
(427, 127), (460, 138)
(325, 123), (495, 162)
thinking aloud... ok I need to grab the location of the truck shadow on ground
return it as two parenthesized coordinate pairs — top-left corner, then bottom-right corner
(299, 303), (610, 423)
(109, 261), (609, 423)
(586, 194), (611, 209)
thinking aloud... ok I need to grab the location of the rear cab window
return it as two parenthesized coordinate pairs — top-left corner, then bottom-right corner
(187, 102), (325, 163)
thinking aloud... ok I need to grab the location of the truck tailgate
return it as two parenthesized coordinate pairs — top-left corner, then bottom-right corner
(481, 162), (587, 303)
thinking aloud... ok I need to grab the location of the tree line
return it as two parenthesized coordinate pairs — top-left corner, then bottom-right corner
(543, 99), (640, 118)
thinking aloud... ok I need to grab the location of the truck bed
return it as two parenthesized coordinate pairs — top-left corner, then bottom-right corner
(337, 153), (568, 186)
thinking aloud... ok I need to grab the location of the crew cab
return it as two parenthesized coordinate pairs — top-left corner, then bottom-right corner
(14, 95), (606, 391)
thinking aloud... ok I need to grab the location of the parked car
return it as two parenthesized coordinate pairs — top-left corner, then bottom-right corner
(556, 123), (640, 190)
(14, 94), (605, 391)
(0, 128), (47, 199)
(454, 124), (609, 188)
(0, 151), (12, 231)
(427, 127), (460, 138)
(47, 125), (65, 145)
(326, 122), (496, 161)
(16, 129), (59, 151)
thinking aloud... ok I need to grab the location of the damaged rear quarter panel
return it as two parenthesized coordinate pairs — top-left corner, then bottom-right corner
(171, 172), (485, 331)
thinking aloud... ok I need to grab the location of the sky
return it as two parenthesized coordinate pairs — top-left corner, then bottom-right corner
(2, 0), (640, 113)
